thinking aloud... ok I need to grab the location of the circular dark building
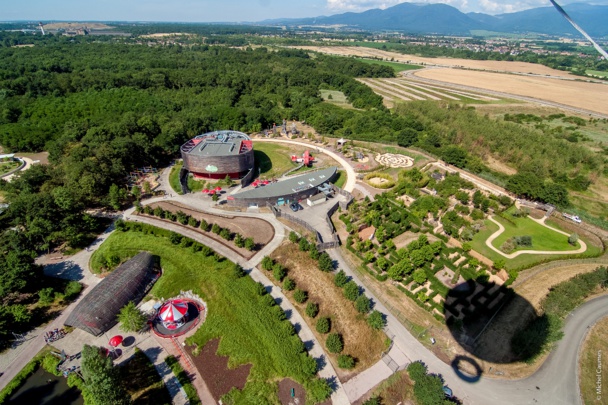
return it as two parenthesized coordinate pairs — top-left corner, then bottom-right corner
(180, 130), (254, 180)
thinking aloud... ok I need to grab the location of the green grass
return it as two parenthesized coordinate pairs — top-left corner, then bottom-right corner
(169, 161), (205, 194)
(253, 142), (309, 178)
(0, 161), (20, 175)
(586, 70), (608, 78)
(122, 348), (172, 405)
(165, 355), (201, 405)
(490, 214), (579, 252)
(90, 227), (324, 403)
(354, 58), (422, 73)
(319, 89), (355, 109)
(333, 170), (346, 189)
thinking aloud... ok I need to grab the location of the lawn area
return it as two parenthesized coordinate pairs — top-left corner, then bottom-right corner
(333, 170), (346, 189)
(586, 69), (608, 77)
(579, 316), (608, 405)
(354, 57), (422, 73)
(253, 142), (301, 178)
(319, 89), (355, 109)
(122, 348), (173, 405)
(490, 214), (579, 252)
(168, 161), (204, 194)
(0, 161), (20, 176)
(90, 227), (326, 403)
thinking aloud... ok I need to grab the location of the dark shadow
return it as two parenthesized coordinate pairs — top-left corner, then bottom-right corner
(444, 280), (547, 364)
(314, 354), (327, 371)
(451, 356), (483, 383)
(283, 309), (292, 320)
(142, 346), (164, 364)
(254, 150), (273, 175)
(43, 261), (84, 281)
(122, 336), (135, 347)
(293, 322), (302, 333)
(325, 376), (339, 393)
(274, 297), (283, 306)
(303, 340), (315, 351)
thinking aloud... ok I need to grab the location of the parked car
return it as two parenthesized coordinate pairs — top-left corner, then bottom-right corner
(289, 202), (299, 212)
(442, 386), (453, 398)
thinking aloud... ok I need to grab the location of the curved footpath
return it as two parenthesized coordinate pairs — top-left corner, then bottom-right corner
(486, 215), (587, 258)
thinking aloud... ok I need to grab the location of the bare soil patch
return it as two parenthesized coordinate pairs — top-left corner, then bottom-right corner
(415, 68), (608, 115)
(278, 378), (306, 405)
(270, 243), (387, 381)
(186, 338), (251, 402)
(148, 201), (274, 246)
(485, 156), (517, 176)
(393, 231), (438, 250)
(15, 151), (49, 165)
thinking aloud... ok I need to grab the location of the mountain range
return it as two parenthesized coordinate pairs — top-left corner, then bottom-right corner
(264, 2), (608, 37)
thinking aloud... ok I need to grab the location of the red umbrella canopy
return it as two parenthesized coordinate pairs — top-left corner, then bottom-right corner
(208, 190), (216, 195)
(202, 189), (209, 193)
(159, 300), (188, 322)
(109, 335), (123, 347)
(215, 186), (222, 191)
(262, 180), (269, 185)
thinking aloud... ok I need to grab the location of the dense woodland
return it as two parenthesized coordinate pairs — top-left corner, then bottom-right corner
(0, 34), (603, 347)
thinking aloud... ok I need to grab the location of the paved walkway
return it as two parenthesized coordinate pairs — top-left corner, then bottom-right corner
(485, 215), (587, 258)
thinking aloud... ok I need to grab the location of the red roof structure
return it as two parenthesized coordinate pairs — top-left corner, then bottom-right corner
(159, 300), (188, 322)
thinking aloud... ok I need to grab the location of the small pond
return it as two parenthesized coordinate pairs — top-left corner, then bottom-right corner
(6, 366), (83, 405)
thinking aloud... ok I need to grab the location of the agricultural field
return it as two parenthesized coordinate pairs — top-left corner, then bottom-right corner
(353, 57), (422, 73)
(414, 68), (608, 115)
(359, 77), (510, 106)
(586, 69), (608, 78)
(320, 89), (355, 109)
(90, 225), (330, 403)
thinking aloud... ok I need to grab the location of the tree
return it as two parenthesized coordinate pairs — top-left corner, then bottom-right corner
(117, 301), (147, 332)
(309, 245), (320, 260)
(211, 223), (221, 234)
(81, 345), (130, 405)
(131, 185), (141, 200)
(318, 252), (333, 272)
(293, 288), (308, 304)
(219, 228), (231, 240)
(568, 233), (579, 246)
(355, 295), (371, 314)
(107, 184), (125, 210)
(413, 269), (427, 284)
(461, 242), (472, 252)
(212, 193), (219, 202)
(493, 258), (506, 270)
(299, 237), (310, 251)
(316, 317), (331, 334)
(199, 219), (209, 231)
(273, 263), (287, 281)
(142, 181), (151, 195)
(283, 277), (296, 291)
(337, 354), (355, 369)
(343, 281), (360, 301)
(442, 146), (468, 168)
(326, 333), (344, 354)
(367, 310), (385, 330)
(306, 302), (319, 318)
(334, 270), (349, 287)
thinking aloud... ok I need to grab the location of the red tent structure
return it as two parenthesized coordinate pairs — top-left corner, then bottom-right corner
(215, 186), (222, 192)
(159, 300), (189, 330)
(202, 188), (209, 194)
(262, 180), (269, 185)
(208, 190), (216, 195)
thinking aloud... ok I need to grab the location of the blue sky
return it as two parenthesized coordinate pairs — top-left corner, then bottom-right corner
(3, 0), (606, 22)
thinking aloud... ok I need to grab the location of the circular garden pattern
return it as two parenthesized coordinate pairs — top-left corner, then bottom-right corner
(375, 153), (414, 168)
(363, 172), (395, 189)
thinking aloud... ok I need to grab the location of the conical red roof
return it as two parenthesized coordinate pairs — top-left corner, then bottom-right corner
(159, 300), (188, 322)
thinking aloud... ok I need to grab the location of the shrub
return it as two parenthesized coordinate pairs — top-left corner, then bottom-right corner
(568, 233), (579, 245)
(367, 310), (386, 330)
(299, 237), (310, 252)
(316, 317), (331, 334)
(289, 231), (300, 243)
(318, 252), (333, 272)
(363, 397), (382, 405)
(188, 217), (198, 227)
(244, 238), (255, 251)
(293, 289), (308, 304)
(261, 256), (274, 271)
(326, 333), (344, 354)
(493, 258), (506, 270)
(309, 245), (320, 260)
(64, 281), (83, 300)
(153, 206), (164, 217)
(232, 263), (246, 279)
(305, 302), (319, 318)
(211, 223), (221, 234)
(407, 361), (428, 381)
(255, 282), (267, 296)
(501, 239), (515, 254)
(307, 378), (332, 403)
(355, 295), (371, 314)
(200, 219), (209, 231)
(219, 228), (232, 240)
(343, 281), (360, 301)
(334, 270), (349, 287)
(337, 354), (355, 369)
(283, 277), (296, 291)
(38, 287), (55, 305)
(234, 233), (244, 248)
(273, 263), (287, 282)
(412, 269), (427, 284)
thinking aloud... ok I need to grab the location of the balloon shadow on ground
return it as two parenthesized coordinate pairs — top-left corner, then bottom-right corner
(444, 279), (550, 365)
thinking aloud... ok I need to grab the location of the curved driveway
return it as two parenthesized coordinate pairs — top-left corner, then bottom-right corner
(253, 138), (357, 193)
(486, 215), (587, 258)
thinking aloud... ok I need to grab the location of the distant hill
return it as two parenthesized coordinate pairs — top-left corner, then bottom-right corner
(266, 2), (608, 37)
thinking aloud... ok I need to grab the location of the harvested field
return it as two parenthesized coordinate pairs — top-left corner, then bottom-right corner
(295, 46), (575, 77)
(186, 339), (252, 402)
(270, 243), (387, 381)
(414, 68), (608, 115)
